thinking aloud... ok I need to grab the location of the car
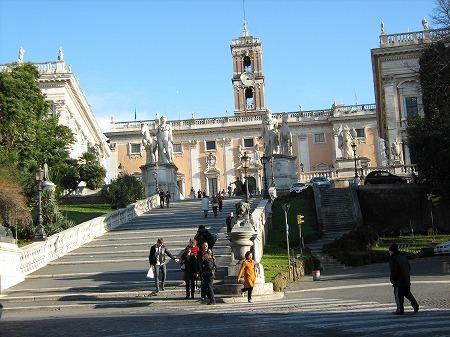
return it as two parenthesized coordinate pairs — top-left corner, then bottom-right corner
(364, 170), (407, 185)
(434, 241), (450, 255)
(309, 177), (331, 187)
(289, 182), (307, 193)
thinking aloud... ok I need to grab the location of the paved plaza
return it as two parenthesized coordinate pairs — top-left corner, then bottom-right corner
(1, 199), (449, 337)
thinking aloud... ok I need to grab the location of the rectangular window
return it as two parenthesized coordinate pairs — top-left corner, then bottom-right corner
(173, 143), (182, 153)
(355, 128), (365, 138)
(206, 140), (216, 151)
(243, 138), (254, 148)
(314, 133), (325, 144)
(405, 97), (418, 118)
(130, 143), (141, 154)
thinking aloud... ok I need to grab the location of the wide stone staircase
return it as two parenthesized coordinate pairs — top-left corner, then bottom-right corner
(0, 197), (260, 313)
(307, 187), (358, 272)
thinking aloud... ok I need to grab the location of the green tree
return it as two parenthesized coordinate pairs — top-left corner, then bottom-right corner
(0, 63), (75, 197)
(408, 40), (450, 197)
(101, 174), (145, 209)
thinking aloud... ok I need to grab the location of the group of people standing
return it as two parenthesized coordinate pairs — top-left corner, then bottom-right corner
(148, 225), (257, 304)
(158, 190), (171, 208)
(200, 192), (224, 218)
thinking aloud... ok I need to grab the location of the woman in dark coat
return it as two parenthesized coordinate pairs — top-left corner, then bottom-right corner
(201, 251), (216, 305)
(180, 239), (199, 299)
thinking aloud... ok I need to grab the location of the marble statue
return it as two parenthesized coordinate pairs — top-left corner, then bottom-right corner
(279, 113), (292, 155)
(58, 47), (64, 61)
(338, 125), (355, 159)
(261, 110), (279, 157)
(18, 47), (25, 63)
(380, 21), (385, 34)
(206, 152), (216, 169)
(422, 18), (429, 30)
(141, 123), (157, 164)
(391, 138), (403, 164)
(156, 116), (174, 164)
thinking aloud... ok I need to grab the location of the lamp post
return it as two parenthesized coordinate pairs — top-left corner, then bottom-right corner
(282, 202), (291, 280)
(240, 151), (250, 202)
(34, 165), (47, 241)
(351, 142), (358, 179)
(260, 155), (269, 199)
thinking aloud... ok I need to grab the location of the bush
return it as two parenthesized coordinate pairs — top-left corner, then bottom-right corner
(41, 191), (75, 236)
(101, 174), (145, 209)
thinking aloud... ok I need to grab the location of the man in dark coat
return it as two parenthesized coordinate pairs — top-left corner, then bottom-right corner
(226, 212), (235, 233)
(194, 225), (217, 249)
(159, 190), (165, 208)
(389, 243), (419, 314)
(149, 238), (178, 293)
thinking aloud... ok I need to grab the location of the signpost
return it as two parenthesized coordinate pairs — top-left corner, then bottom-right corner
(297, 214), (305, 254)
(282, 203), (291, 280)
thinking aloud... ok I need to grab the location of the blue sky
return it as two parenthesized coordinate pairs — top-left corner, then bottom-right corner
(0, 0), (436, 128)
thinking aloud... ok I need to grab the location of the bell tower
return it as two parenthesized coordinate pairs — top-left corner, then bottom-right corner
(231, 21), (266, 115)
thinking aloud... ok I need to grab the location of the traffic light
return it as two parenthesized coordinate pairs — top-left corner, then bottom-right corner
(297, 214), (305, 225)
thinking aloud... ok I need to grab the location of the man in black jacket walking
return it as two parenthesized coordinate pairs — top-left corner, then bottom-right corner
(149, 238), (178, 293)
(389, 243), (419, 315)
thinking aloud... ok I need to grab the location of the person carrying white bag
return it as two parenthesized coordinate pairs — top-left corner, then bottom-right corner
(148, 238), (179, 294)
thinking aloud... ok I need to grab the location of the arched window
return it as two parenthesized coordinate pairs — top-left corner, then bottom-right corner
(243, 56), (252, 72)
(245, 88), (254, 109)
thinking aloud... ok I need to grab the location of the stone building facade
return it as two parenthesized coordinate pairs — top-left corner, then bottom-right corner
(105, 23), (382, 196)
(371, 20), (449, 165)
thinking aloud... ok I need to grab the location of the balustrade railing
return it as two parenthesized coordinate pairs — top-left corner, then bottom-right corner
(110, 103), (376, 131)
(298, 164), (417, 183)
(14, 195), (159, 283)
(380, 28), (449, 48)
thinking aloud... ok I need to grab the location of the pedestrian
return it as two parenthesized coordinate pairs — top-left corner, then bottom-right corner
(201, 195), (209, 218)
(212, 195), (219, 217)
(200, 250), (216, 305)
(194, 225), (217, 250)
(159, 190), (165, 208)
(180, 239), (199, 299)
(217, 192), (224, 212)
(197, 189), (202, 199)
(389, 243), (419, 315)
(226, 211), (235, 233)
(197, 241), (216, 301)
(191, 187), (196, 198)
(165, 191), (171, 208)
(227, 184), (233, 197)
(202, 190), (206, 198)
(148, 238), (179, 293)
(237, 251), (256, 303)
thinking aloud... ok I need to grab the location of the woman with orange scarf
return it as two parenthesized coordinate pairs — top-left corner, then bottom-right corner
(237, 251), (256, 303)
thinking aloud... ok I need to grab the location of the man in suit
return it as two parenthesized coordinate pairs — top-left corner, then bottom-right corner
(149, 238), (178, 293)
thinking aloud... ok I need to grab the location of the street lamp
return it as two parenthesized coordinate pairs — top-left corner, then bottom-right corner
(351, 142), (358, 179)
(240, 151), (250, 202)
(282, 202), (292, 281)
(260, 155), (269, 199)
(34, 165), (47, 241)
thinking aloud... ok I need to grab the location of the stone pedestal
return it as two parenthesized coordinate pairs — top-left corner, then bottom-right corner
(140, 162), (180, 200)
(267, 154), (297, 191)
(215, 215), (273, 296)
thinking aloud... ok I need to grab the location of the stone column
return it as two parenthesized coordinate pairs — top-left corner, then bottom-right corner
(189, 140), (200, 191)
(224, 138), (234, 188)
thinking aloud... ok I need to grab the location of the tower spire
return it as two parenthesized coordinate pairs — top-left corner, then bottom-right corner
(242, 0), (249, 37)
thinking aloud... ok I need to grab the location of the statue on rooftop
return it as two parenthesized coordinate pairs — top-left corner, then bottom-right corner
(18, 47), (25, 63)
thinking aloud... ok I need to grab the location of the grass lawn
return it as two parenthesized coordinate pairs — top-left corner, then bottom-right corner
(372, 234), (450, 255)
(261, 190), (320, 282)
(60, 204), (113, 225)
